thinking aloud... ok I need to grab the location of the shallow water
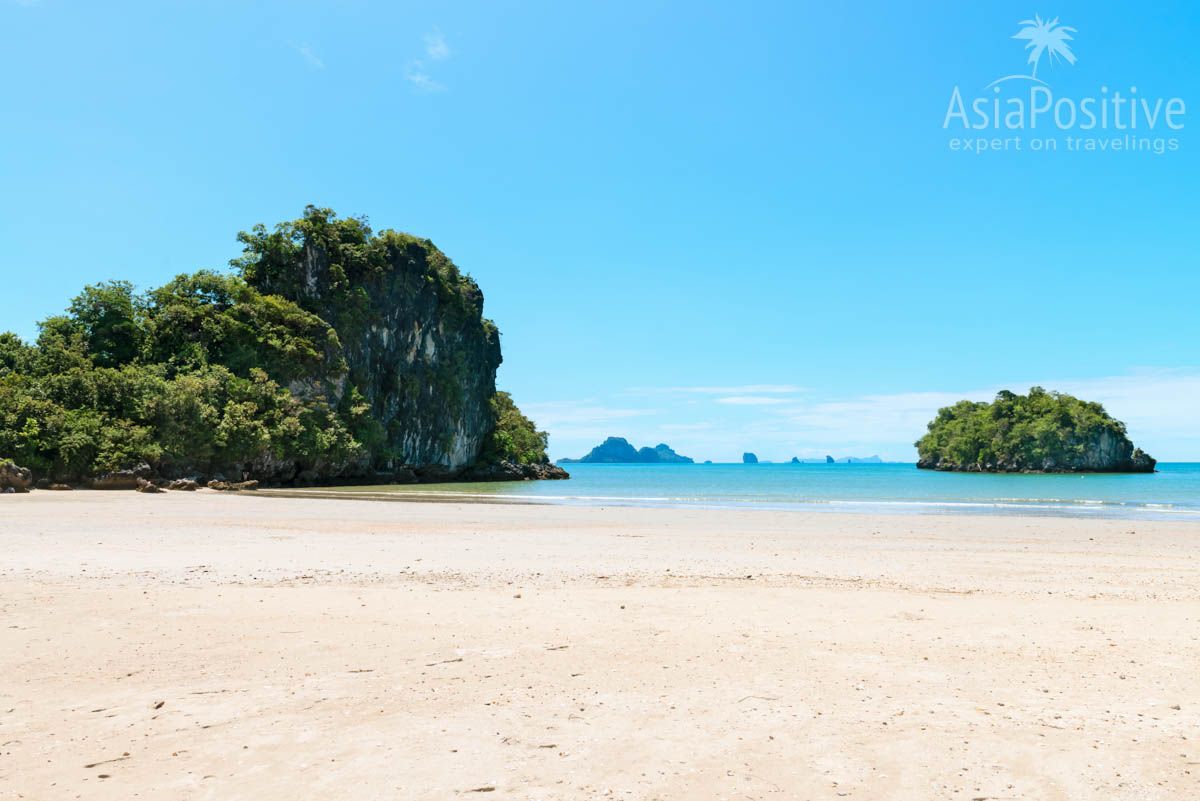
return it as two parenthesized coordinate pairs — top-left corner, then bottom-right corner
(319, 462), (1200, 520)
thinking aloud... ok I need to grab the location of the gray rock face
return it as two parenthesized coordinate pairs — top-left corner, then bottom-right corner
(0, 459), (32, 492)
(916, 434), (1157, 473)
(1074, 430), (1155, 472)
(249, 236), (501, 471)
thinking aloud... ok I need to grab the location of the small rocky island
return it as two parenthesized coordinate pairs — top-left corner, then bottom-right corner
(916, 388), (1156, 473)
(559, 437), (693, 464)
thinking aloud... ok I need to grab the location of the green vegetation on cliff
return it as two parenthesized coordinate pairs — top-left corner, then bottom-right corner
(478, 391), (550, 466)
(915, 388), (1155, 473)
(0, 207), (553, 485)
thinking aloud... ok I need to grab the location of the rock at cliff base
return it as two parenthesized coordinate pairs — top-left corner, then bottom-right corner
(0, 460), (33, 493)
(461, 461), (570, 482)
(91, 463), (155, 490)
(208, 480), (259, 492)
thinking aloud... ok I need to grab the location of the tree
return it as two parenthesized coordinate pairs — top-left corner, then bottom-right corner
(67, 281), (144, 368)
(479, 391), (549, 465)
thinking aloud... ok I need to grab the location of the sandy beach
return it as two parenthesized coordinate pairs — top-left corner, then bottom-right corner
(1, 491), (1198, 800)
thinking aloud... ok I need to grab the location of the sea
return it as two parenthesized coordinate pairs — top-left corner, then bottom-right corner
(321, 462), (1200, 521)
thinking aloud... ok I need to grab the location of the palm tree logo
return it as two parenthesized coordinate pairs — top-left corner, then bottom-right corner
(987, 15), (1077, 88)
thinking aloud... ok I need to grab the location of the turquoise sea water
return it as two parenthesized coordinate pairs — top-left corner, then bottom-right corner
(328, 462), (1200, 520)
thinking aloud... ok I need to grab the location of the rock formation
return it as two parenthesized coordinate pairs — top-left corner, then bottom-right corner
(560, 437), (694, 464)
(916, 388), (1156, 473)
(240, 209), (503, 473)
(742, 452), (759, 464)
(460, 461), (570, 481)
(0, 207), (562, 487)
(0, 459), (32, 493)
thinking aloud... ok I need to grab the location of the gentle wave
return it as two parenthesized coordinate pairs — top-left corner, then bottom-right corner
(325, 490), (1200, 520)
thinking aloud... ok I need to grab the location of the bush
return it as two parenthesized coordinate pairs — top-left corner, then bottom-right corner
(479, 392), (549, 465)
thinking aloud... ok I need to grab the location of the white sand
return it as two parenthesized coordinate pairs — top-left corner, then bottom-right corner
(1, 490), (1198, 800)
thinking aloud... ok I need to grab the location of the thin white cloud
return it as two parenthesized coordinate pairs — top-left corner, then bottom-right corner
(524, 401), (662, 459)
(295, 43), (325, 70)
(404, 62), (445, 92)
(405, 28), (451, 91)
(537, 369), (1200, 463)
(633, 384), (806, 396)
(424, 29), (450, 61)
(660, 422), (715, 432)
(716, 395), (791, 406)
(760, 370), (1200, 461)
(521, 401), (655, 427)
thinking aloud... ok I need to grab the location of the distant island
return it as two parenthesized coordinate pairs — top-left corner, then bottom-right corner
(0, 206), (567, 490)
(916, 387), (1156, 473)
(742, 452), (758, 464)
(790, 455), (881, 464)
(559, 437), (693, 464)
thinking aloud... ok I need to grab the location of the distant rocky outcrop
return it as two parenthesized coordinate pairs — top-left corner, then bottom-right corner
(788, 454), (877, 464)
(916, 388), (1156, 473)
(560, 437), (694, 464)
(638, 444), (693, 463)
(742, 452), (759, 464)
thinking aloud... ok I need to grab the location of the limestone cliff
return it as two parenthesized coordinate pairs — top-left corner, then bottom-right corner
(0, 207), (558, 488)
(238, 208), (502, 472)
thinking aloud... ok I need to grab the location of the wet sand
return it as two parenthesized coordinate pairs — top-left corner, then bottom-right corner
(1, 491), (1198, 800)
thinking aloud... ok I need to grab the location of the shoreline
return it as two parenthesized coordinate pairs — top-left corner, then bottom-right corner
(250, 485), (1200, 522)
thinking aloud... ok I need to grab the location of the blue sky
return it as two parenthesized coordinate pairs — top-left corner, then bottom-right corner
(2, 1), (1198, 461)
